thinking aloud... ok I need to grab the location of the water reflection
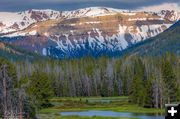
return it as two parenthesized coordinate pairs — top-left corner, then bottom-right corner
(60, 110), (164, 119)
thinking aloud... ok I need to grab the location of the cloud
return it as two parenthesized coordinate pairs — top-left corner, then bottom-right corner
(0, 0), (179, 12)
(15, 0), (179, 4)
(137, 3), (180, 12)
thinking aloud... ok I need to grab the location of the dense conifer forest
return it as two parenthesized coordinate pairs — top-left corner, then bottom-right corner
(0, 53), (180, 118)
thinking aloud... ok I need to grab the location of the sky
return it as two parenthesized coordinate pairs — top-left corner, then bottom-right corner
(0, 0), (179, 12)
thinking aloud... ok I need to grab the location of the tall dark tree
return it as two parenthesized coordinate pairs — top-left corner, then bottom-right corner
(27, 71), (54, 109)
(0, 58), (18, 118)
(130, 58), (146, 106)
(162, 58), (177, 103)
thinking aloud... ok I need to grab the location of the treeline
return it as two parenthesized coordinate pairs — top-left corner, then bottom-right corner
(14, 53), (180, 106)
(0, 53), (180, 118)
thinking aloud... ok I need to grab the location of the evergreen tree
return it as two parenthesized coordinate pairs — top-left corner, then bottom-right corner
(162, 59), (177, 103)
(27, 71), (54, 109)
(130, 58), (146, 106)
(144, 76), (154, 108)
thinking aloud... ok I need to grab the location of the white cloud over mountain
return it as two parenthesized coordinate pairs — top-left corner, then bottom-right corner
(137, 3), (180, 12)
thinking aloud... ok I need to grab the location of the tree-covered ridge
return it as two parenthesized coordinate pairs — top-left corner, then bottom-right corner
(0, 41), (49, 61)
(123, 20), (180, 56)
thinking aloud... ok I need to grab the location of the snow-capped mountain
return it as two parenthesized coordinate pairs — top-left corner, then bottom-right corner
(0, 9), (63, 34)
(0, 7), (127, 34)
(0, 7), (179, 58)
(0, 7), (179, 35)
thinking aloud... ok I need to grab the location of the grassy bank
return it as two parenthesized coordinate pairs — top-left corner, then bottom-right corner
(38, 114), (138, 119)
(38, 96), (163, 119)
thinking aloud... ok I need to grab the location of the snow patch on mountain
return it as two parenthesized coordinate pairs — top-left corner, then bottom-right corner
(0, 7), (179, 58)
(0, 7), (179, 35)
(0, 9), (62, 34)
(64, 7), (128, 18)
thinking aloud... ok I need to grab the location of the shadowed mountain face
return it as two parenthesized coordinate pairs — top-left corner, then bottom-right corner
(124, 20), (180, 56)
(0, 41), (51, 61)
(0, 7), (179, 58)
(0, 41), (41, 60)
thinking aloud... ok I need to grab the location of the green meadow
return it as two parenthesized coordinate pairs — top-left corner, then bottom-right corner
(38, 96), (163, 119)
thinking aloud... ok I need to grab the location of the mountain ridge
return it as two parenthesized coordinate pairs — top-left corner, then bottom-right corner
(122, 20), (180, 56)
(0, 7), (179, 58)
(0, 7), (179, 35)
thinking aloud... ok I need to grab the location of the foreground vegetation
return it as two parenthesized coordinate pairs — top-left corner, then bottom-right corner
(38, 97), (163, 119)
(41, 97), (163, 113)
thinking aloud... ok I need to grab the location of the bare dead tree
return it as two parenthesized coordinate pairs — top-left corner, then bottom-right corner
(0, 64), (14, 118)
(0, 64), (25, 119)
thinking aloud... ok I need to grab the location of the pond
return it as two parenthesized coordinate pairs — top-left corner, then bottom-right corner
(60, 110), (164, 119)
(88, 99), (112, 103)
(84, 97), (127, 103)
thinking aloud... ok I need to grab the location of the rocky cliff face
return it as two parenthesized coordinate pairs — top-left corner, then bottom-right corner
(0, 7), (179, 58)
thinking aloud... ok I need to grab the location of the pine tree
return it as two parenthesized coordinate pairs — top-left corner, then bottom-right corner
(162, 58), (177, 103)
(27, 71), (54, 109)
(144, 76), (154, 108)
(130, 58), (146, 106)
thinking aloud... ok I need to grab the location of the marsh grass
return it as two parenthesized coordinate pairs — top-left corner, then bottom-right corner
(38, 96), (163, 119)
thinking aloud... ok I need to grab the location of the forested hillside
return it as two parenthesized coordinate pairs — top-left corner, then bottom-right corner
(0, 41), (49, 61)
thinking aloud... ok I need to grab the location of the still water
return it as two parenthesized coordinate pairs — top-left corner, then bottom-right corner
(60, 110), (164, 119)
